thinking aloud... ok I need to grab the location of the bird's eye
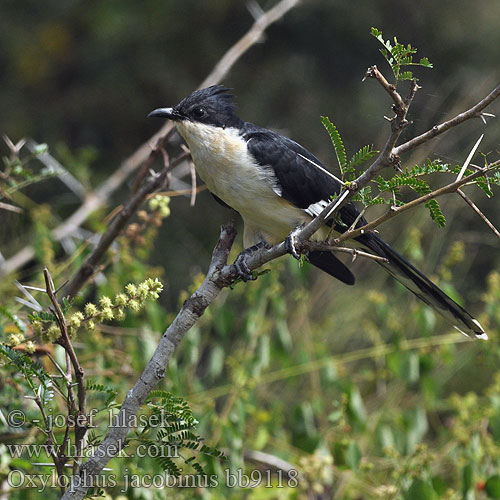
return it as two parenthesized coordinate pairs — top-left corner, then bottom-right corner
(192, 107), (206, 119)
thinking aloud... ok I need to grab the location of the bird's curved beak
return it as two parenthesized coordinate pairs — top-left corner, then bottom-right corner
(147, 107), (183, 121)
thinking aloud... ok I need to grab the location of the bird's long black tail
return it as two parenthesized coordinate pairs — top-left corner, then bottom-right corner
(355, 233), (487, 339)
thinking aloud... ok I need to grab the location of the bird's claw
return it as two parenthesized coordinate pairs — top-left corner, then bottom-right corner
(233, 242), (269, 282)
(285, 224), (304, 260)
(234, 253), (256, 282)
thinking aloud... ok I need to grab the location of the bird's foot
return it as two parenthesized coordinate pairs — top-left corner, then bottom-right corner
(234, 242), (269, 282)
(285, 224), (305, 260)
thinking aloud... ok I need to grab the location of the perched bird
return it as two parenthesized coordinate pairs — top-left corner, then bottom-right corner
(149, 85), (487, 339)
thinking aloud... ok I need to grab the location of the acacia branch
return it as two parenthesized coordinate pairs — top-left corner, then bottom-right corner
(395, 82), (500, 156)
(199, 0), (300, 88)
(61, 155), (179, 301)
(298, 241), (389, 263)
(60, 224), (237, 500)
(332, 161), (500, 246)
(457, 188), (500, 239)
(44, 268), (87, 480)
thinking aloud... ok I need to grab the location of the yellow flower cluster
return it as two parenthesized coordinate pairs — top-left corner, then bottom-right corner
(26, 278), (164, 346)
(148, 194), (171, 218)
(78, 278), (163, 332)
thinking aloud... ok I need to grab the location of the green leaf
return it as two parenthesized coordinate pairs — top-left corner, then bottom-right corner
(419, 57), (433, 68)
(400, 70), (414, 81)
(404, 478), (438, 500)
(486, 475), (500, 499)
(346, 384), (367, 428)
(475, 176), (494, 197)
(0, 306), (28, 333)
(431, 476), (448, 497)
(346, 441), (362, 471)
(489, 414), (500, 443)
(347, 144), (378, 170)
(425, 199), (446, 227)
(462, 464), (474, 496)
(370, 27), (432, 83)
(320, 116), (347, 173)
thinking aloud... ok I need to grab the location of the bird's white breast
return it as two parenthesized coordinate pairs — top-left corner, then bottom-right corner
(175, 120), (307, 246)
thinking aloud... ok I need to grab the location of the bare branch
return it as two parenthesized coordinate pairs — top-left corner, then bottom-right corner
(243, 449), (297, 474)
(199, 0), (300, 89)
(395, 82), (500, 156)
(363, 65), (406, 110)
(0, 201), (23, 213)
(333, 161), (500, 246)
(457, 188), (500, 239)
(44, 268), (87, 479)
(298, 241), (389, 263)
(61, 166), (169, 301)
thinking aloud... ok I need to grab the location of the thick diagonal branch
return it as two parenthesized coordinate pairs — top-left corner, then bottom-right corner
(60, 224), (237, 500)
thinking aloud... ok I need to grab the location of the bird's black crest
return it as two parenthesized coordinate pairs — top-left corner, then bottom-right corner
(174, 85), (242, 128)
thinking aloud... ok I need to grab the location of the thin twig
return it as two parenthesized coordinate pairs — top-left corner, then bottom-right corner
(242, 449), (297, 474)
(395, 82), (500, 156)
(0, 201), (23, 213)
(43, 268), (87, 475)
(61, 169), (169, 300)
(363, 65), (406, 110)
(333, 161), (500, 246)
(457, 188), (500, 239)
(298, 241), (389, 263)
(199, 0), (300, 88)
(32, 395), (66, 491)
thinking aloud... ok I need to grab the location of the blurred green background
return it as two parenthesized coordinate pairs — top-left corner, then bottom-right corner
(1, 0), (499, 298)
(1, 1), (500, 499)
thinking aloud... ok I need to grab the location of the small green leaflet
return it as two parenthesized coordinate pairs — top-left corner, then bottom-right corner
(370, 27), (432, 84)
(320, 116), (347, 173)
(425, 199), (446, 227)
(348, 145), (377, 170)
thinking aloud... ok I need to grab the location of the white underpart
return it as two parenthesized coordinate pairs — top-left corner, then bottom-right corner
(175, 120), (308, 247)
(305, 199), (329, 217)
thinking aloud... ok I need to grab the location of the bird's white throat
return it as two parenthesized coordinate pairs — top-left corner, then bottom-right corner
(175, 120), (306, 245)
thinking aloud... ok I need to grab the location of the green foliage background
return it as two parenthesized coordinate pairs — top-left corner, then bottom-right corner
(1, 1), (500, 499)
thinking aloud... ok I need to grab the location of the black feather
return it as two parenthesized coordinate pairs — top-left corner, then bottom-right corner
(357, 232), (486, 338)
(307, 251), (355, 285)
(175, 86), (242, 128)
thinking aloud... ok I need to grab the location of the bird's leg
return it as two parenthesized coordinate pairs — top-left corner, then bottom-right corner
(285, 223), (305, 260)
(234, 241), (270, 281)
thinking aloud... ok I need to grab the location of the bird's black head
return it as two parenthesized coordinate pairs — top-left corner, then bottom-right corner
(148, 85), (243, 128)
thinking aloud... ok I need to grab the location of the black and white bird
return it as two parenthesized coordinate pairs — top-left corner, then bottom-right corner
(149, 85), (487, 339)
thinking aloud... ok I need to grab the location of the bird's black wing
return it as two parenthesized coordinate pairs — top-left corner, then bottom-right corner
(243, 126), (364, 228)
(243, 126), (359, 285)
(244, 127), (339, 208)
